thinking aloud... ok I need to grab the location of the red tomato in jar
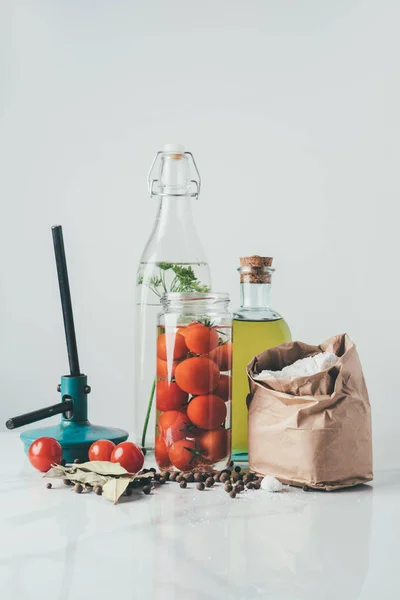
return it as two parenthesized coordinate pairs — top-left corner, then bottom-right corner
(156, 358), (180, 380)
(110, 442), (144, 473)
(187, 394), (227, 430)
(168, 439), (199, 471)
(184, 324), (219, 355)
(156, 381), (188, 412)
(212, 374), (232, 402)
(175, 357), (220, 395)
(177, 321), (200, 338)
(28, 437), (62, 472)
(197, 428), (229, 462)
(155, 435), (171, 469)
(158, 410), (191, 446)
(208, 342), (233, 371)
(157, 332), (188, 361)
(88, 439), (116, 462)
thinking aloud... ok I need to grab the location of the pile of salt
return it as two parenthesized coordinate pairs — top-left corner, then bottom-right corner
(255, 351), (338, 381)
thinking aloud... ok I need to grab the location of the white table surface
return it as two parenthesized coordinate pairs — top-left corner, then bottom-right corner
(0, 432), (398, 600)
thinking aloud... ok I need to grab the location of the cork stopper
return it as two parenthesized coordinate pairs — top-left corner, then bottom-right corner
(239, 256), (273, 284)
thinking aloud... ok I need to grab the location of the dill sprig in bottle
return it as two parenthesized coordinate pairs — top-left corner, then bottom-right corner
(135, 144), (211, 453)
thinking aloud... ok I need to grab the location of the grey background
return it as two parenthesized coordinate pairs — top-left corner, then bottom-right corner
(0, 1), (398, 467)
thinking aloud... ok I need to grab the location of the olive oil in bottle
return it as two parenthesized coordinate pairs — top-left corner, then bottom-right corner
(232, 256), (291, 460)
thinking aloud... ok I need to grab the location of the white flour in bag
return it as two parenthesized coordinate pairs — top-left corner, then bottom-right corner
(255, 352), (338, 381)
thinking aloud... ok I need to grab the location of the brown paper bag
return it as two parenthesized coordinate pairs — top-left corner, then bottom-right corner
(247, 333), (373, 490)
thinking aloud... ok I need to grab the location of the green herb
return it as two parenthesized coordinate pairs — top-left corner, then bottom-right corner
(137, 263), (210, 297)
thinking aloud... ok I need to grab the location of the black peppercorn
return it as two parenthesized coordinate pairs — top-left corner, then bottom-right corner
(232, 474), (242, 483)
(246, 482), (254, 490)
(125, 487), (133, 496)
(74, 458), (81, 464)
(94, 486), (102, 495)
(60, 459), (66, 467)
(303, 485), (311, 493)
(205, 477), (215, 488)
(220, 472), (230, 483)
(234, 465), (241, 473)
(170, 471), (179, 481)
(63, 479), (72, 486)
(180, 480), (187, 489)
(141, 468), (150, 474)
(194, 472), (204, 482)
(224, 483), (233, 493)
(176, 474), (184, 483)
(163, 471), (170, 481)
(253, 481), (261, 490)
(229, 490), (237, 498)
(196, 482), (205, 491)
(159, 477), (167, 484)
(230, 460), (234, 467)
(185, 473), (195, 483)
(149, 467), (157, 473)
(143, 485), (152, 495)
(46, 482), (52, 489)
(154, 473), (161, 482)
(74, 483), (83, 494)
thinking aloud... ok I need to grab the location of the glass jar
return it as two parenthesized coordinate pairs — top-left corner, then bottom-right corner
(155, 292), (232, 473)
(232, 256), (291, 460)
(135, 144), (211, 454)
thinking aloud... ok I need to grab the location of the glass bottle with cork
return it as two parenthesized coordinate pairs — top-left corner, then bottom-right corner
(231, 256), (291, 460)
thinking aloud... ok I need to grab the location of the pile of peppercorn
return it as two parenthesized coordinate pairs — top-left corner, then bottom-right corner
(47, 460), (263, 500)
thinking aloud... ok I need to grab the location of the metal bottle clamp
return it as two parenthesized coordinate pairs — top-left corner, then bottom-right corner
(147, 151), (201, 199)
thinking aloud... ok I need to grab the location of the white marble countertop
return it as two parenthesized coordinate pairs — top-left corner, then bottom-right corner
(0, 432), (398, 600)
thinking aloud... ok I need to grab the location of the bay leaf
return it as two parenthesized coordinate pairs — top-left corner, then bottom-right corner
(78, 461), (130, 476)
(43, 466), (66, 479)
(102, 477), (131, 504)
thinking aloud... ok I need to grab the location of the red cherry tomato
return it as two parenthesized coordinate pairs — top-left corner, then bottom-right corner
(155, 435), (172, 469)
(28, 437), (62, 472)
(157, 332), (188, 361)
(168, 439), (199, 471)
(187, 394), (227, 430)
(197, 428), (229, 462)
(110, 442), (144, 473)
(156, 380), (188, 412)
(184, 324), (219, 355)
(88, 439), (116, 462)
(158, 410), (190, 446)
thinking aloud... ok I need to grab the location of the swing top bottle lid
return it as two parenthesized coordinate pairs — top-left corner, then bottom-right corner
(148, 143), (201, 198)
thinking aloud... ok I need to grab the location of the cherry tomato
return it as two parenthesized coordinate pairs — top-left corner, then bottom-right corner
(156, 358), (180, 380)
(187, 394), (227, 430)
(177, 322), (200, 337)
(155, 435), (171, 469)
(197, 428), (229, 462)
(156, 381), (188, 412)
(208, 342), (233, 371)
(158, 410), (190, 446)
(110, 441), (144, 473)
(175, 357), (220, 395)
(168, 439), (199, 471)
(212, 374), (232, 402)
(157, 332), (188, 361)
(184, 324), (219, 355)
(28, 437), (62, 472)
(88, 439), (116, 462)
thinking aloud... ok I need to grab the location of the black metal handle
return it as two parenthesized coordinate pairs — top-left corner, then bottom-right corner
(6, 399), (73, 430)
(52, 225), (81, 376)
